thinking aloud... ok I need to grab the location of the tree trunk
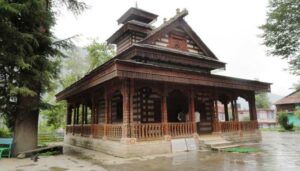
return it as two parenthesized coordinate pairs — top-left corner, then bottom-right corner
(13, 93), (40, 156)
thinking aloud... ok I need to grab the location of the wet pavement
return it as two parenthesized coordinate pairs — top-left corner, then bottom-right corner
(1, 132), (300, 171)
(105, 132), (300, 171)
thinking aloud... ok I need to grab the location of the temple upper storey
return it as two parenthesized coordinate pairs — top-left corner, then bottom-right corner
(107, 7), (226, 73)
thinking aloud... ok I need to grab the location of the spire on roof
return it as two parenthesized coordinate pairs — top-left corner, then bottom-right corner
(117, 7), (158, 25)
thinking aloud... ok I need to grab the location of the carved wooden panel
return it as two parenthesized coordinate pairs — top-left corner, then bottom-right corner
(168, 34), (187, 51)
(133, 87), (162, 123)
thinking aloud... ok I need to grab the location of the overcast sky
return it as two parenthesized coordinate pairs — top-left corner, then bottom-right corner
(53, 0), (298, 96)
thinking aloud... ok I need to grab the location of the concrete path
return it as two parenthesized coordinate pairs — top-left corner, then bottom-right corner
(1, 131), (300, 171)
(0, 155), (106, 171)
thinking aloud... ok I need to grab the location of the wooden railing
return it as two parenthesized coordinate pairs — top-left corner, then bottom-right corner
(106, 124), (123, 140)
(91, 124), (105, 138)
(240, 121), (258, 131)
(81, 124), (92, 137)
(168, 122), (194, 138)
(73, 124), (82, 135)
(66, 125), (73, 134)
(131, 123), (164, 140)
(67, 122), (195, 140)
(216, 121), (258, 132)
(219, 121), (240, 132)
(67, 121), (258, 141)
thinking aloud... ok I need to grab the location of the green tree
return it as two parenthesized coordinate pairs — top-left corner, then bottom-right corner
(86, 40), (115, 71)
(40, 92), (66, 132)
(277, 111), (294, 130)
(39, 47), (88, 132)
(59, 47), (90, 88)
(255, 93), (271, 109)
(0, 0), (86, 155)
(260, 0), (300, 75)
(40, 42), (115, 133)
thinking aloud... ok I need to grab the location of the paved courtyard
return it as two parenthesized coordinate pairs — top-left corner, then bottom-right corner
(1, 131), (300, 171)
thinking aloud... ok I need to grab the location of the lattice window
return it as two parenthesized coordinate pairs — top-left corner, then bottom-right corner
(133, 87), (161, 123)
(97, 98), (105, 123)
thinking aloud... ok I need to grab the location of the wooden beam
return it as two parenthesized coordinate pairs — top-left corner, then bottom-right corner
(116, 61), (271, 92)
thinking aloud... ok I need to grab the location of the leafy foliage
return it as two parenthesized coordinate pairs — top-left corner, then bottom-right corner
(39, 41), (115, 132)
(86, 40), (115, 71)
(260, 0), (300, 75)
(255, 93), (271, 109)
(1, 0), (56, 129)
(0, 0), (86, 131)
(277, 112), (294, 130)
(242, 116), (250, 121)
(0, 127), (12, 138)
(39, 47), (87, 132)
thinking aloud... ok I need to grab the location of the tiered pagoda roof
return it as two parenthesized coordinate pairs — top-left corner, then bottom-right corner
(56, 7), (271, 101)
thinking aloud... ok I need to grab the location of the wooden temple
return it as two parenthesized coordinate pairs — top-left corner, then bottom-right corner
(57, 8), (271, 157)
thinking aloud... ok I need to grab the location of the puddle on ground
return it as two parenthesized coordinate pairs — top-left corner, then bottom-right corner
(103, 132), (300, 171)
(48, 167), (68, 171)
(17, 163), (37, 168)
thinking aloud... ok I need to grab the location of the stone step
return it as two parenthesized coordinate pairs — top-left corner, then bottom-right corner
(199, 135), (241, 151)
(211, 144), (240, 151)
(199, 122), (212, 126)
(200, 138), (224, 143)
(205, 141), (233, 147)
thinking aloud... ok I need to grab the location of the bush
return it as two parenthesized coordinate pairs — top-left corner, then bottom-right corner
(277, 112), (294, 131)
(0, 128), (12, 138)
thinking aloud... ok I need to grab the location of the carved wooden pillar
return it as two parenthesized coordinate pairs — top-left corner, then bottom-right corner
(122, 78), (130, 138)
(189, 88), (195, 122)
(213, 90), (220, 132)
(162, 84), (169, 135)
(234, 100), (239, 121)
(103, 88), (109, 138)
(76, 105), (79, 124)
(91, 95), (96, 137)
(249, 92), (257, 121)
(66, 103), (72, 125)
(91, 96), (96, 124)
(130, 79), (134, 124)
(231, 100), (235, 121)
(189, 87), (196, 133)
(214, 100), (219, 121)
(84, 103), (88, 124)
(72, 104), (76, 125)
(224, 101), (229, 121)
(74, 105), (76, 125)
(81, 104), (84, 136)
(80, 104), (83, 125)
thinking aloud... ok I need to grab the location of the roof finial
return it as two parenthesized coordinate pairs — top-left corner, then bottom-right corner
(135, 1), (138, 9)
(176, 8), (180, 14)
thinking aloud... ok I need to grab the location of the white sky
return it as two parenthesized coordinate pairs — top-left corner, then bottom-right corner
(53, 0), (298, 96)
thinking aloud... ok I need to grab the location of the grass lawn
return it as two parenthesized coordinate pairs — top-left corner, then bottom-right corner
(224, 147), (259, 153)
